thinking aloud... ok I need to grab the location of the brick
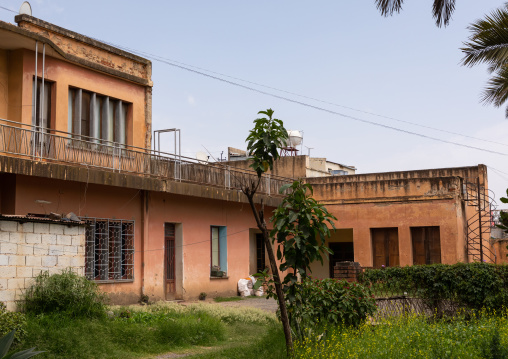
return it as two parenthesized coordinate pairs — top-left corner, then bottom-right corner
(41, 234), (57, 245)
(0, 231), (9, 243)
(49, 224), (64, 235)
(49, 245), (64, 255)
(5, 301), (17, 311)
(33, 223), (50, 234)
(0, 255), (8, 266)
(0, 221), (17, 232)
(8, 255), (25, 266)
(78, 226), (85, 235)
(25, 233), (41, 244)
(18, 243), (34, 255)
(18, 222), (34, 233)
(8, 232), (23, 243)
(57, 256), (71, 267)
(0, 278), (7, 290)
(26, 256), (41, 267)
(41, 256), (57, 267)
(7, 278), (25, 290)
(0, 289), (16, 302)
(71, 236), (84, 246)
(47, 267), (61, 275)
(71, 256), (84, 267)
(17, 266), (33, 278)
(57, 235), (72, 246)
(24, 278), (35, 288)
(0, 266), (16, 278)
(64, 226), (79, 235)
(1, 242), (17, 254)
(33, 245), (48, 255)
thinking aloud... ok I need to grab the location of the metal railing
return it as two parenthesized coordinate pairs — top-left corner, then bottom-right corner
(0, 119), (293, 196)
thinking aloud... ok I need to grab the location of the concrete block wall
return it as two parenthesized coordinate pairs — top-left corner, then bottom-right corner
(0, 220), (85, 311)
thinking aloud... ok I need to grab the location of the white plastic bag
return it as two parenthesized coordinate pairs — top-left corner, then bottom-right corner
(238, 279), (251, 297)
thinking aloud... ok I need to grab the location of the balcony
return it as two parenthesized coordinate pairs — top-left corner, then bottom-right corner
(0, 119), (292, 197)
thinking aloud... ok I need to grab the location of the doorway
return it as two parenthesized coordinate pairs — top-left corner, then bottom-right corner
(164, 223), (176, 300)
(328, 242), (354, 278)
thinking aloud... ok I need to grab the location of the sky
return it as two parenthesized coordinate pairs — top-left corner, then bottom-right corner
(1, 0), (508, 208)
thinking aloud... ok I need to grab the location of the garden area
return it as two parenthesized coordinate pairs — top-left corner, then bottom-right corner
(4, 263), (508, 358)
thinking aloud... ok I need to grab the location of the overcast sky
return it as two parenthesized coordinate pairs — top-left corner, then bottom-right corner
(2, 0), (508, 208)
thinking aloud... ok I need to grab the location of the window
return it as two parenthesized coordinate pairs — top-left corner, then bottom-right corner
(68, 87), (129, 144)
(371, 228), (399, 268)
(84, 218), (134, 281)
(211, 226), (227, 276)
(255, 233), (266, 273)
(32, 78), (52, 131)
(411, 226), (441, 265)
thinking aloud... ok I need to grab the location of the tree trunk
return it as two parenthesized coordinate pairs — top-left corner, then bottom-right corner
(245, 191), (293, 354)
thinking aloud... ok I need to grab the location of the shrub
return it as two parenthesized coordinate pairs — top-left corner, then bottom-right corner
(19, 269), (108, 318)
(0, 302), (27, 346)
(359, 262), (508, 312)
(288, 278), (376, 333)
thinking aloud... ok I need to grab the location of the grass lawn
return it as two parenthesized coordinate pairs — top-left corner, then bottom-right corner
(17, 302), (285, 359)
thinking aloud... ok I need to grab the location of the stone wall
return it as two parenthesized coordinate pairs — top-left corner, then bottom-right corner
(0, 219), (85, 310)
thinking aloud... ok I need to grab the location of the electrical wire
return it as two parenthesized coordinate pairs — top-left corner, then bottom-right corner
(0, 6), (16, 14)
(90, 37), (508, 149)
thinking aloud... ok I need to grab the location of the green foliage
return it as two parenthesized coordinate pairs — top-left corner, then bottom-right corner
(246, 109), (288, 177)
(461, 5), (508, 118)
(289, 278), (376, 332)
(0, 303), (27, 346)
(0, 330), (42, 359)
(295, 311), (508, 359)
(20, 270), (108, 318)
(359, 263), (508, 311)
(271, 180), (336, 283)
(213, 296), (243, 303)
(199, 292), (207, 300)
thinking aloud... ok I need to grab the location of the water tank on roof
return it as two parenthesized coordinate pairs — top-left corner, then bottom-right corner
(287, 130), (303, 148)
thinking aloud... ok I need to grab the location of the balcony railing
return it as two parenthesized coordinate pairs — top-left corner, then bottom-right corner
(0, 119), (292, 197)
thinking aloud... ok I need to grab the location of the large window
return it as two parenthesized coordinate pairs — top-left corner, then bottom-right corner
(68, 87), (129, 144)
(211, 226), (227, 277)
(411, 226), (441, 265)
(371, 228), (399, 268)
(32, 78), (52, 131)
(84, 218), (134, 281)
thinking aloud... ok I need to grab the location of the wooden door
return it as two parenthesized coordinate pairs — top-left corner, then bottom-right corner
(164, 223), (176, 300)
(255, 234), (266, 273)
(411, 227), (441, 265)
(372, 228), (399, 268)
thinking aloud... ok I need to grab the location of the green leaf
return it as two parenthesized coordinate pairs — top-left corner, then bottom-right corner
(0, 331), (14, 358)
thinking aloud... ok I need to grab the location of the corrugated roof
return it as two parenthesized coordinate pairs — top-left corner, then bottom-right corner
(0, 213), (84, 225)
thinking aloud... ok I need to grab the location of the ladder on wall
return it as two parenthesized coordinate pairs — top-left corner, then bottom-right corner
(463, 178), (497, 263)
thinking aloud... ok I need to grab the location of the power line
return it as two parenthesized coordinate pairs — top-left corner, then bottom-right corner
(92, 37), (508, 149)
(0, 6), (16, 14)
(87, 36), (508, 156)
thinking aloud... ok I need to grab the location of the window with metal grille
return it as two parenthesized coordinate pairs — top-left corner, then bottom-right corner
(84, 218), (134, 281)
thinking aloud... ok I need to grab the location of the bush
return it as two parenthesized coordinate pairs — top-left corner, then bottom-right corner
(359, 262), (508, 311)
(288, 278), (376, 333)
(19, 269), (108, 318)
(0, 302), (27, 345)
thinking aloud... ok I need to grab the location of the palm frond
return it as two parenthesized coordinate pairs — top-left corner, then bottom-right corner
(432, 0), (455, 27)
(375, 0), (404, 17)
(481, 65), (508, 118)
(461, 5), (508, 71)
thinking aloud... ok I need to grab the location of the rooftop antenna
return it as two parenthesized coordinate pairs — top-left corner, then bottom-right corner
(19, 1), (32, 16)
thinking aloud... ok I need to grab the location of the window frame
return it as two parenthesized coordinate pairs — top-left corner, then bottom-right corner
(84, 217), (135, 283)
(210, 225), (227, 277)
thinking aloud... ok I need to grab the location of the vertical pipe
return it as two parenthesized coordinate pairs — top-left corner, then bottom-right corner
(32, 41), (38, 158)
(178, 129), (181, 180)
(477, 176), (484, 262)
(174, 130), (176, 180)
(40, 43), (45, 159)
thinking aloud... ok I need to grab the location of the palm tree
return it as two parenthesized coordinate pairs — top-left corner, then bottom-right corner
(375, 0), (456, 27)
(461, 4), (508, 118)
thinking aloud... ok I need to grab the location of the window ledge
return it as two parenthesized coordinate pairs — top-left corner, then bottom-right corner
(210, 276), (229, 280)
(93, 279), (134, 284)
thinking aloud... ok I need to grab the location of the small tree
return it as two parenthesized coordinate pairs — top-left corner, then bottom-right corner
(242, 109), (337, 351)
(270, 180), (336, 338)
(242, 109), (293, 353)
